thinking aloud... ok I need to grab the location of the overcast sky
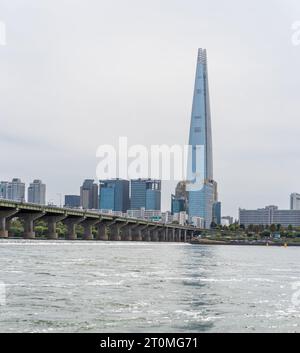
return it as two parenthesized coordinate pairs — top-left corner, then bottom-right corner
(1, 0), (300, 217)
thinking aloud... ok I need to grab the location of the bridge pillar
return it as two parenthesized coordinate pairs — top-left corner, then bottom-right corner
(121, 224), (133, 241)
(63, 217), (85, 240)
(166, 228), (172, 242)
(20, 212), (45, 239)
(171, 228), (175, 242)
(183, 229), (187, 242)
(138, 225), (148, 241)
(82, 219), (100, 240)
(109, 223), (123, 241)
(96, 221), (114, 240)
(175, 229), (181, 242)
(132, 224), (147, 241)
(151, 228), (159, 242)
(0, 210), (18, 238)
(44, 215), (66, 239)
(142, 227), (151, 242)
(158, 228), (166, 242)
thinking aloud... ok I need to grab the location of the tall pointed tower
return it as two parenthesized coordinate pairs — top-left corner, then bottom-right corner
(187, 48), (216, 228)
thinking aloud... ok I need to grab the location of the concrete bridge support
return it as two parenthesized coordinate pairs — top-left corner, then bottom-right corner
(63, 217), (84, 240)
(82, 219), (100, 240)
(0, 210), (18, 238)
(96, 221), (114, 240)
(132, 225), (148, 241)
(171, 228), (175, 242)
(183, 229), (187, 242)
(142, 227), (151, 242)
(158, 227), (166, 242)
(165, 228), (173, 242)
(109, 223), (125, 241)
(121, 224), (133, 241)
(138, 225), (149, 241)
(20, 212), (45, 239)
(44, 215), (66, 239)
(174, 229), (181, 242)
(150, 228), (159, 242)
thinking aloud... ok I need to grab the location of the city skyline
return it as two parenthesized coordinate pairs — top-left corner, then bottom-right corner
(1, 1), (300, 218)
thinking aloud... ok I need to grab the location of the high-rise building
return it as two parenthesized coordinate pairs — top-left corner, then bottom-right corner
(290, 193), (300, 210)
(0, 181), (9, 199)
(187, 48), (216, 228)
(64, 195), (80, 208)
(130, 179), (161, 211)
(171, 195), (186, 215)
(212, 201), (221, 225)
(99, 179), (130, 212)
(80, 179), (98, 209)
(171, 180), (188, 215)
(0, 178), (25, 202)
(28, 179), (46, 205)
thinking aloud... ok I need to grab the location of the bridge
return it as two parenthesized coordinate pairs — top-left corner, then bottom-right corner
(0, 199), (199, 242)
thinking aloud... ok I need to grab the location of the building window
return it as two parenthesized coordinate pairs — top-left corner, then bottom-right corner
(194, 127), (201, 133)
(194, 115), (201, 119)
(196, 89), (202, 94)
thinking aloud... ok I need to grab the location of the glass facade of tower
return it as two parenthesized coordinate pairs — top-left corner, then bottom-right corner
(187, 48), (215, 228)
(99, 179), (130, 212)
(130, 179), (161, 211)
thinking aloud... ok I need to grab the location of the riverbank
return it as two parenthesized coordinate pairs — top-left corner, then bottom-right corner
(190, 238), (300, 246)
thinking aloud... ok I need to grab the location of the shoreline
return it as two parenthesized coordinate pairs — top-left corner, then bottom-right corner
(190, 239), (300, 246)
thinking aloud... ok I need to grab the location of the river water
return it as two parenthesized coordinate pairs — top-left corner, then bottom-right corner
(0, 240), (300, 333)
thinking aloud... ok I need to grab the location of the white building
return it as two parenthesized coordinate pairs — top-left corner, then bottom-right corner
(173, 211), (188, 226)
(290, 193), (300, 210)
(191, 216), (205, 228)
(239, 205), (300, 227)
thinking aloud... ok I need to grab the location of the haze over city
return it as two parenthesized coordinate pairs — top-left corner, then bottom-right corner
(1, 0), (300, 218)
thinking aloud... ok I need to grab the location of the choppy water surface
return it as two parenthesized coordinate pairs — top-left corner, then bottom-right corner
(0, 240), (300, 332)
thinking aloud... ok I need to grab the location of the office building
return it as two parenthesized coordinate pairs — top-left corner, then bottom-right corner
(64, 195), (80, 208)
(239, 205), (300, 228)
(0, 178), (25, 202)
(130, 179), (161, 211)
(80, 179), (98, 209)
(290, 193), (300, 210)
(212, 201), (221, 225)
(28, 179), (46, 205)
(99, 179), (130, 212)
(171, 195), (186, 215)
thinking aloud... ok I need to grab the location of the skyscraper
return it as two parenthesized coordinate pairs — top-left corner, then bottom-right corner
(212, 201), (222, 225)
(171, 180), (188, 215)
(99, 179), (130, 212)
(28, 179), (46, 205)
(80, 179), (98, 209)
(130, 179), (161, 211)
(0, 178), (25, 202)
(187, 48), (216, 228)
